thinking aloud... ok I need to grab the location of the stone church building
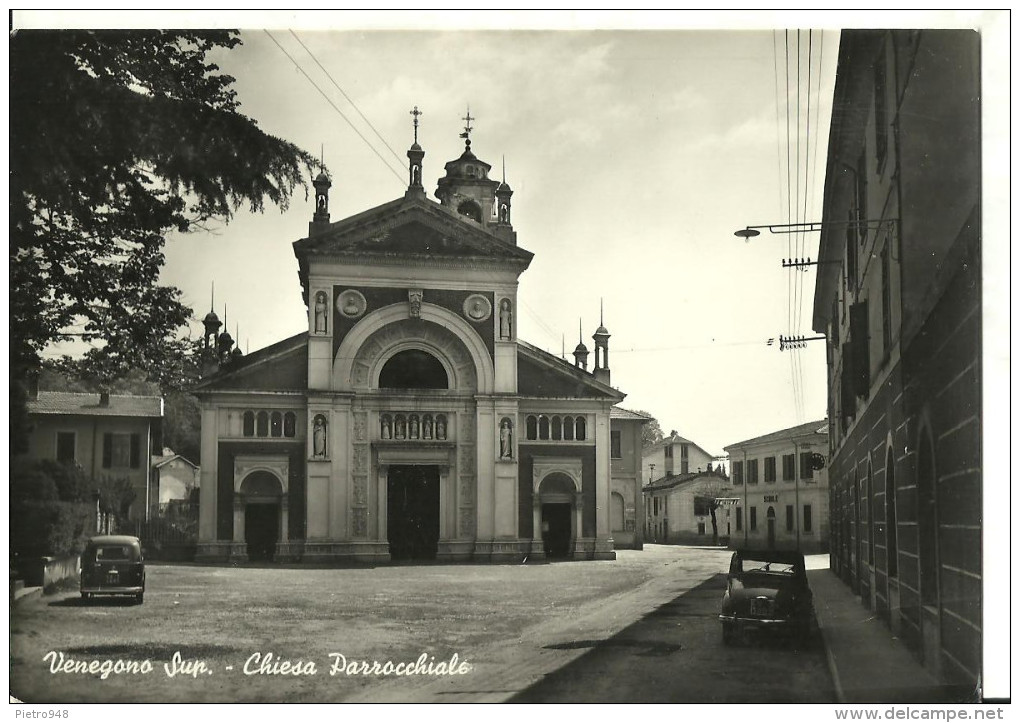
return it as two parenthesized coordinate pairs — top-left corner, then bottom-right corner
(194, 119), (643, 564)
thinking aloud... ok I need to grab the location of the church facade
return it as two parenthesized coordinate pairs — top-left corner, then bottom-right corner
(194, 120), (632, 564)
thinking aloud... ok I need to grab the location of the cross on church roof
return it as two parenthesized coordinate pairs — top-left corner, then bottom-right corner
(410, 105), (422, 144)
(460, 106), (474, 144)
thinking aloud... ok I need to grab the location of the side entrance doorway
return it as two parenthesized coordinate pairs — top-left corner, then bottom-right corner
(246, 503), (279, 561)
(542, 503), (572, 558)
(387, 465), (440, 561)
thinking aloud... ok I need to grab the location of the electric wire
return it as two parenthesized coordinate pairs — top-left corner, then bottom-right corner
(263, 30), (406, 187)
(288, 30), (409, 171)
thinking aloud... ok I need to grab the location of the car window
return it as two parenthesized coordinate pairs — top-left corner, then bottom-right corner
(95, 546), (132, 561)
(741, 560), (799, 575)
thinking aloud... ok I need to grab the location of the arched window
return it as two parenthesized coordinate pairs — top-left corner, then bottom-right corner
(243, 411), (255, 437)
(551, 416), (562, 441)
(885, 447), (898, 579)
(379, 349), (449, 389)
(575, 416), (586, 441)
(563, 416), (575, 441)
(538, 416), (550, 440)
(271, 412), (283, 438)
(284, 412), (296, 438)
(256, 411), (269, 437)
(526, 415), (537, 440)
(457, 200), (482, 222)
(867, 462), (875, 566)
(611, 492), (626, 532)
(917, 429), (938, 606)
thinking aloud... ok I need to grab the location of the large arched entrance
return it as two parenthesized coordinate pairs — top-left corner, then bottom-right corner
(539, 473), (577, 559)
(240, 471), (284, 562)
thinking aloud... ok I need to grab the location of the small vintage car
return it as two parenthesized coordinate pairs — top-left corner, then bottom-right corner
(719, 549), (814, 645)
(80, 535), (145, 603)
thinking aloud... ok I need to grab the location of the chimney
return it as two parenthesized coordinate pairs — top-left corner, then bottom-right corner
(99, 391), (111, 407)
(27, 374), (39, 400)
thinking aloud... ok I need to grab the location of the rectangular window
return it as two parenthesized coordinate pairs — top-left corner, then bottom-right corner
(680, 444), (689, 459)
(56, 432), (76, 464)
(881, 244), (892, 353)
(782, 454), (796, 481)
(653, 498), (659, 515)
(103, 433), (140, 469)
(697, 522), (705, 536)
(856, 150), (868, 247)
(732, 460), (743, 485)
(664, 445), (673, 459)
(736, 508), (743, 531)
(800, 452), (814, 480)
(746, 459), (759, 485)
(610, 431), (622, 459)
(803, 504), (813, 532)
(749, 506), (757, 531)
(875, 47), (888, 168)
(764, 457), (776, 483)
(786, 505), (794, 532)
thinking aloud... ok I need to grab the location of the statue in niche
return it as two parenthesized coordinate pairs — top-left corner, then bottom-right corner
(316, 193), (326, 212)
(395, 417), (406, 439)
(381, 417), (391, 440)
(499, 299), (513, 340)
(500, 418), (513, 459)
(500, 203), (509, 223)
(412, 165), (421, 186)
(436, 417), (447, 440)
(314, 291), (328, 334)
(423, 416), (433, 440)
(313, 415), (327, 458)
(409, 416), (419, 439)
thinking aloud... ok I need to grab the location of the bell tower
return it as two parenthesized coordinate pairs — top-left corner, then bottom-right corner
(494, 157), (517, 245)
(310, 150), (331, 236)
(435, 106), (500, 226)
(592, 300), (611, 386)
(406, 105), (426, 200)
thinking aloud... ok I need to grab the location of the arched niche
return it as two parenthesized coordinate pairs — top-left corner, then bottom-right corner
(334, 303), (494, 393)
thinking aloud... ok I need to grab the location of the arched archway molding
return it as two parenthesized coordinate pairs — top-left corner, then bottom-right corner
(333, 302), (494, 393)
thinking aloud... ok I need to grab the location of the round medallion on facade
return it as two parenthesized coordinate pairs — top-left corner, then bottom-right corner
(337, 289), (367, 318)
(463, 294), (492, 323)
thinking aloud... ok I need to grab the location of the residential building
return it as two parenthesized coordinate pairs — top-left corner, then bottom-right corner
(644, 469), (732, 544)
(24, 390), (163, 522)
(610, 407), (652, 549)
(723, 420), (829, 555)
(151, 448), (200, 511)
(642, 430), (715, 483)
(811, 30), (980, 688)
(193, 120), (630, 564)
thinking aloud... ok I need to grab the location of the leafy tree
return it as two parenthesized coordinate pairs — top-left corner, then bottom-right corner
(694, 478), (734, 546)
(10, 30), (316, 451)
(635, 410), (664, 449)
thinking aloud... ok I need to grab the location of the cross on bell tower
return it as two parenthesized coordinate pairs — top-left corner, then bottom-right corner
(406, 105), (425, 198)
(459, 106), (474, 152)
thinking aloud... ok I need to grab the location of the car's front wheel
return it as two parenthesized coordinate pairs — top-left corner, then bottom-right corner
(135, 592), (144, 604)
(80, 592), (90, 601)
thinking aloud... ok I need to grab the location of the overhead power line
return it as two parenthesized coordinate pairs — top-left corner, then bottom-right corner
(288, 30), (408, 171)
(263, 30), (406, 187)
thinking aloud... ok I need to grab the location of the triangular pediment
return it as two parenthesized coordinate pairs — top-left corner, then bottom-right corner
(517, 341), (625, 401)
(294, 198), (533, 264)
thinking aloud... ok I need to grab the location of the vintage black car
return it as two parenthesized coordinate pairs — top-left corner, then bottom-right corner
(719, 549), (813, 645)
(80, 535), (145, 603)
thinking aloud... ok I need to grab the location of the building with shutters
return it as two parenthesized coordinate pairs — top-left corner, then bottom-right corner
(811, 30), (981, 689)
(193, 114), (633, 564)
(723, 420), (828, 554)
(23, 390), (164, 522)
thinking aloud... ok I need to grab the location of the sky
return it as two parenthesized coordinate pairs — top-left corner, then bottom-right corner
(167, 20), (839, 457)
(19, 10), (1007, 459)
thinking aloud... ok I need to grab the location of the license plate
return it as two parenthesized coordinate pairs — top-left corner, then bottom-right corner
(751, 598), (772, 617)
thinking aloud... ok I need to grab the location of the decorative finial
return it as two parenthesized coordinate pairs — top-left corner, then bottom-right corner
(410, 105), (422, 144)
(210, 282), (215, 312)
(223, 304), (227, 329)
(502, 155), (506, 184)
(460, 105), (474, 149)
(600, 298), (604, 326)
(578, 318), (583, 343)
(320, 144), (324, 170)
